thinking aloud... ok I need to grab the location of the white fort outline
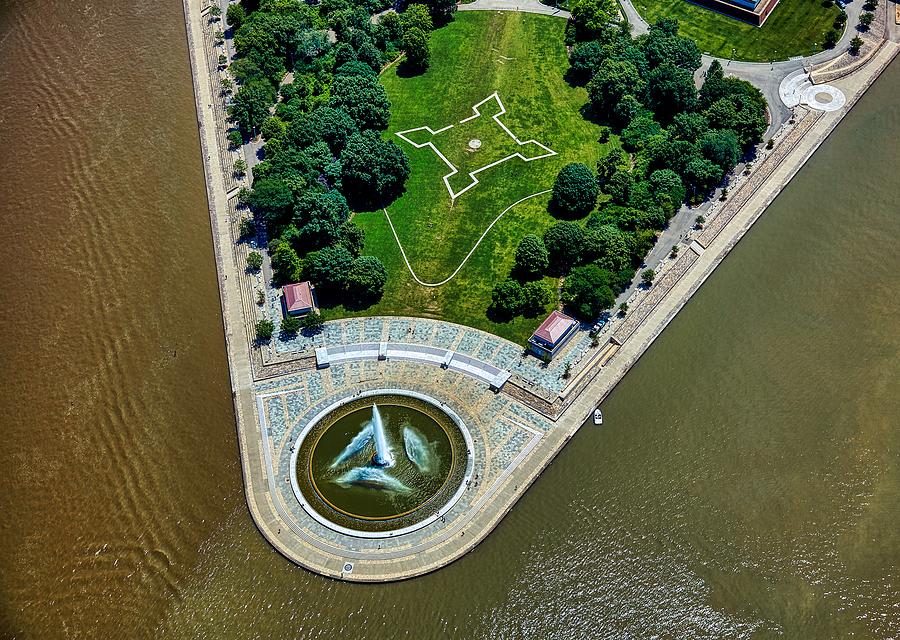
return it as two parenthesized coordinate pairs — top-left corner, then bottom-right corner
(395, 92), (557, 200)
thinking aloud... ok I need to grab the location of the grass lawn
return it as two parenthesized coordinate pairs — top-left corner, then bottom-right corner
(331, 12), (610, 345)
(630, 0), (841, 62)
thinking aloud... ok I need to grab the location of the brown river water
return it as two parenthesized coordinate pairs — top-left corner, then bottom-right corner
(0, 0), (897, 638)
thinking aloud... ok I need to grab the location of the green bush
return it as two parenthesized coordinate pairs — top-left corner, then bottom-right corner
(256, 319), (274, 341)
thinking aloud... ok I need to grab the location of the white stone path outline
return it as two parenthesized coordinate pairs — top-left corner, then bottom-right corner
(383, 189), (551, 287)
(395, 92), (557, 200)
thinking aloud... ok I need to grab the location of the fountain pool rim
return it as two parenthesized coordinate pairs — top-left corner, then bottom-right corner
(289, 389), (474, 539)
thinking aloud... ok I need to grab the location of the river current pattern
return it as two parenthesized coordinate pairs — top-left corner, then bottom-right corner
(0, 0), (897, 637)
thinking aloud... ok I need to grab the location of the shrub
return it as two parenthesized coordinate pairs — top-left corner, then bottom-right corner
(280, 315), (302, 334)
(301, 310), (325, 333)
(256, 319), (274, 340)
(239, 217), (256, 238)
(246, 251), (263, 270)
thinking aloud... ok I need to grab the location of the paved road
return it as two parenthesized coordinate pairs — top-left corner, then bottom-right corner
(457, 0), (571, 18)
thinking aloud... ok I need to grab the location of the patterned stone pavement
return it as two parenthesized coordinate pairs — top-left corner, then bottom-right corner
(253, 359), (551, 579)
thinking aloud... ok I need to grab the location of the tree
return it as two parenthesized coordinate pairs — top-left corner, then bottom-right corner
(700, 129), (741, 173)
(293, 190), (351, 249)
(256, 319), (274, 340)
(569, 41), (607, 84)
(301, 310), (325, 333)
(402, 27), (430, 72)
(642, 25), (702, 71)
(229, 80), (276, 136)
(604, 170), (633, 205)
(514, 234), (550, 279)
(586, 59), (643, 115)
(247, 251), (263, 271)
(824, 28), (840, 49)
(670, 112), (709, 143)
(521, 281), (552, 317)
(226, 3), (245, 29)
(338, 222), (366, 257)
(400, 4), (433, 34)
(340, 130), (410, 207)
(551, 163), (599, 217)
(858, 12), (874, 29)
(210, 5), (222, 19)
(249, 178), (294, 225)
(425, 0), (456, 21)
(233, 158), (247, 176)
(641, 268), (655, 285)
(261, 116), (286, 141)
(356, 41), (384, 74)
(328, 74), (391, 131)
(683, 156), (722, 195)
(703, 95), (766, 147)
(543, 221), (586, 274)
(570, 0), (619, 41)
(228, 129), (244, 149)
(269, 238), (302, 284)
(304, 245), (354, 290)
(346, 255), (388, 304)
(584, 224), (629, 272)
(850, 36), (864, 54)
(288, 106), (358, 154)
(561, 264), (616, 320)
(644, 63), (697, 120)
(596, 149), (625, 187)
(489, 279), (524, 319)
(649, 169), (686, 208)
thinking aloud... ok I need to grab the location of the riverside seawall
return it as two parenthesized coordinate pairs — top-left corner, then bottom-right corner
(180, 0), (899, 581)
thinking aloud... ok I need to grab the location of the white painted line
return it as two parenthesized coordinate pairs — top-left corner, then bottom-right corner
(395, 92), (556, 200)
(383, 189), (551, 287)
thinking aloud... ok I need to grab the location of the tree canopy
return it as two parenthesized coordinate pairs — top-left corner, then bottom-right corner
(340, 130), (410, 207)
(551, 163), (599, 217)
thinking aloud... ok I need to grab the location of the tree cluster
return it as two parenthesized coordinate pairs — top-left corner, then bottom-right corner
(226, 0), (417, 309)
(574, 19), (766, 204)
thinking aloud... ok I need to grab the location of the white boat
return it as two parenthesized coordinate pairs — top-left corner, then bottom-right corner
(593, 409), (603, 425)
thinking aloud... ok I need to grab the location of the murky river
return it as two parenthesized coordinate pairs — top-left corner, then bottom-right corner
(0, 1), (897, 637)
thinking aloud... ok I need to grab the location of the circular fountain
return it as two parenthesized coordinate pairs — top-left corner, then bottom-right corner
(291, 391), (472, 536)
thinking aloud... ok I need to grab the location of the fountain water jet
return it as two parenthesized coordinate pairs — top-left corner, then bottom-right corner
(403, 427), (433, 473)
(334, 467), (411, 493)
(330, 423), (373, 469)
(371, 404), (394, 467)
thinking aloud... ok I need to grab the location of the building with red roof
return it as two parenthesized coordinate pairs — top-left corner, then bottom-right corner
(282, 281), (315, 317)
(528, 310), (578, 359)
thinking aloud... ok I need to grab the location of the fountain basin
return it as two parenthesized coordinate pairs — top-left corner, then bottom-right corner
(291, 391), (472, 536)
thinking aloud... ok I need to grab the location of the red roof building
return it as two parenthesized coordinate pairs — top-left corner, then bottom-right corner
(282, 281), (315, 316)
(529, 310), (578, 359)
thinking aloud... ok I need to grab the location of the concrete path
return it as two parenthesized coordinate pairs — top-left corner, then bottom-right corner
(457, 0), (571, 18)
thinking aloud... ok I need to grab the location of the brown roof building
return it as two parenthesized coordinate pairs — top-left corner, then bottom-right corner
(528, 310), (578, 359)
(282, 281), (315, 317)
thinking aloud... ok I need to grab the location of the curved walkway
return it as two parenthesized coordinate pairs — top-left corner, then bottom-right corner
(383, 189), (550, 287)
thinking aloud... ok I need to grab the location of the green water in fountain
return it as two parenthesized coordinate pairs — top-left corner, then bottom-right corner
(296, 394), (468, 529)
